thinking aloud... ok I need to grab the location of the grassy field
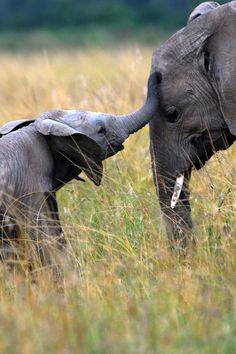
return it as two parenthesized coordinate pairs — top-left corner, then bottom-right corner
(0, 27), (170, 50)
(0, 46), (236, 354)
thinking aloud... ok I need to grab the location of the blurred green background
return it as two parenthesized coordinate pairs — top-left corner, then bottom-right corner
(0, 0), (225, 49)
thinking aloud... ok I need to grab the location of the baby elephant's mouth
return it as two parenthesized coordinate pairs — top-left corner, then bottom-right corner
(105, 143), (124, 158)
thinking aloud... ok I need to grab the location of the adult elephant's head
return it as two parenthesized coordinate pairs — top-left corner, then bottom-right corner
(150, 1), (236, 248)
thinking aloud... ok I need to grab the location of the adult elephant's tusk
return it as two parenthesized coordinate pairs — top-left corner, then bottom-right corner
(171, 174), (184, 209)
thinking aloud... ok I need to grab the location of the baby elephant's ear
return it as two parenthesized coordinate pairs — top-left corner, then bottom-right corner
(34, 110), (102, 154)
(34, 110), (104, 186)
(0, 119), (35, 136)
(34, 110), (80, 136)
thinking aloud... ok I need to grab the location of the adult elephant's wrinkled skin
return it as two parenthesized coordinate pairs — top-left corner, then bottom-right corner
(149, 1), (236, 248)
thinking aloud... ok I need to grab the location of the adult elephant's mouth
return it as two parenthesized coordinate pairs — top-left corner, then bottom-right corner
(171, 129), (236, 209)
(185, 128), (235, 172)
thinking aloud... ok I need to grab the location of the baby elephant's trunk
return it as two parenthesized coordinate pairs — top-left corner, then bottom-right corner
(112, 72), (162, 136)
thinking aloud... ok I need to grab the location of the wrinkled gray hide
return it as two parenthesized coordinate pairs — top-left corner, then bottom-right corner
(0, 72), (160, 263)
(149, 1), (236, 248)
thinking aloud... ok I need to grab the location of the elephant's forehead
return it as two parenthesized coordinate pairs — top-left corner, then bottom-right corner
(152, 29), (185, 73)
(64, 111), (108, 126)
(152, 1), (235, 73)
(160, 78), (189, 107)
(60, 111), (91, 127)
(63, 111), (87, 123)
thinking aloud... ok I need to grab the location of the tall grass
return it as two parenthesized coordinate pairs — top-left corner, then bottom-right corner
(0, 47), (236, 353)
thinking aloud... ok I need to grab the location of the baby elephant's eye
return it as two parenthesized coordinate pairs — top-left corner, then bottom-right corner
(97, 126), (106, 134)
(166, 106), (179, 123)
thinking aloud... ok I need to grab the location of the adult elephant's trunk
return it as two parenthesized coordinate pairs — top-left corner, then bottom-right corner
(150, 122), (193, 250)
(157, 169), (193, 249)
(112, 72), (161, 136)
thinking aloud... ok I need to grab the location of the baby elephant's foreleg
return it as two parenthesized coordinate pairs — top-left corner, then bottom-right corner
(15, 192), (66, 268)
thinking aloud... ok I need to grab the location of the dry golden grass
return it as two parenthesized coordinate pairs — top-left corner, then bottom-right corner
(0, 47), (236, 353)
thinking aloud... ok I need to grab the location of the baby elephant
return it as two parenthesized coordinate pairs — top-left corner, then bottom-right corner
(0, 72), (161, 264)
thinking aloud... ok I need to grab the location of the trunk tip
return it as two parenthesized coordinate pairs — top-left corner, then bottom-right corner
(147, 71), (162, 100)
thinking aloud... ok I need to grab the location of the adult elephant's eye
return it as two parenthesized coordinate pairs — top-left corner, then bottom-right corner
(166, 106), (179, 123)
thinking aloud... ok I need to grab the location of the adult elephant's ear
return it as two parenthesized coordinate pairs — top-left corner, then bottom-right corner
(34, 110), (103, 186)
(187, 2), (220, 23)
(208, 5), (236, 136)
(0, 119), (35, 136)
(186, 3), (236, 135)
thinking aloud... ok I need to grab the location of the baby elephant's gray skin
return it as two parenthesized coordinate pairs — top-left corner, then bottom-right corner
(0, 72), (160, 264)
(149, 1), (236, 248)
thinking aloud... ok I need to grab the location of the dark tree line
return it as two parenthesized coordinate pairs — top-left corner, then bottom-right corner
(0, 0), (225, 30)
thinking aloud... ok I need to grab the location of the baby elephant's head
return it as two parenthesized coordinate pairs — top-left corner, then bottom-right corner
(34, 71), (161, 185)
(35, 71), (161, 158)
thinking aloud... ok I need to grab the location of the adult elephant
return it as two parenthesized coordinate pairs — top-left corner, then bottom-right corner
(149, 1), (236, 248)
